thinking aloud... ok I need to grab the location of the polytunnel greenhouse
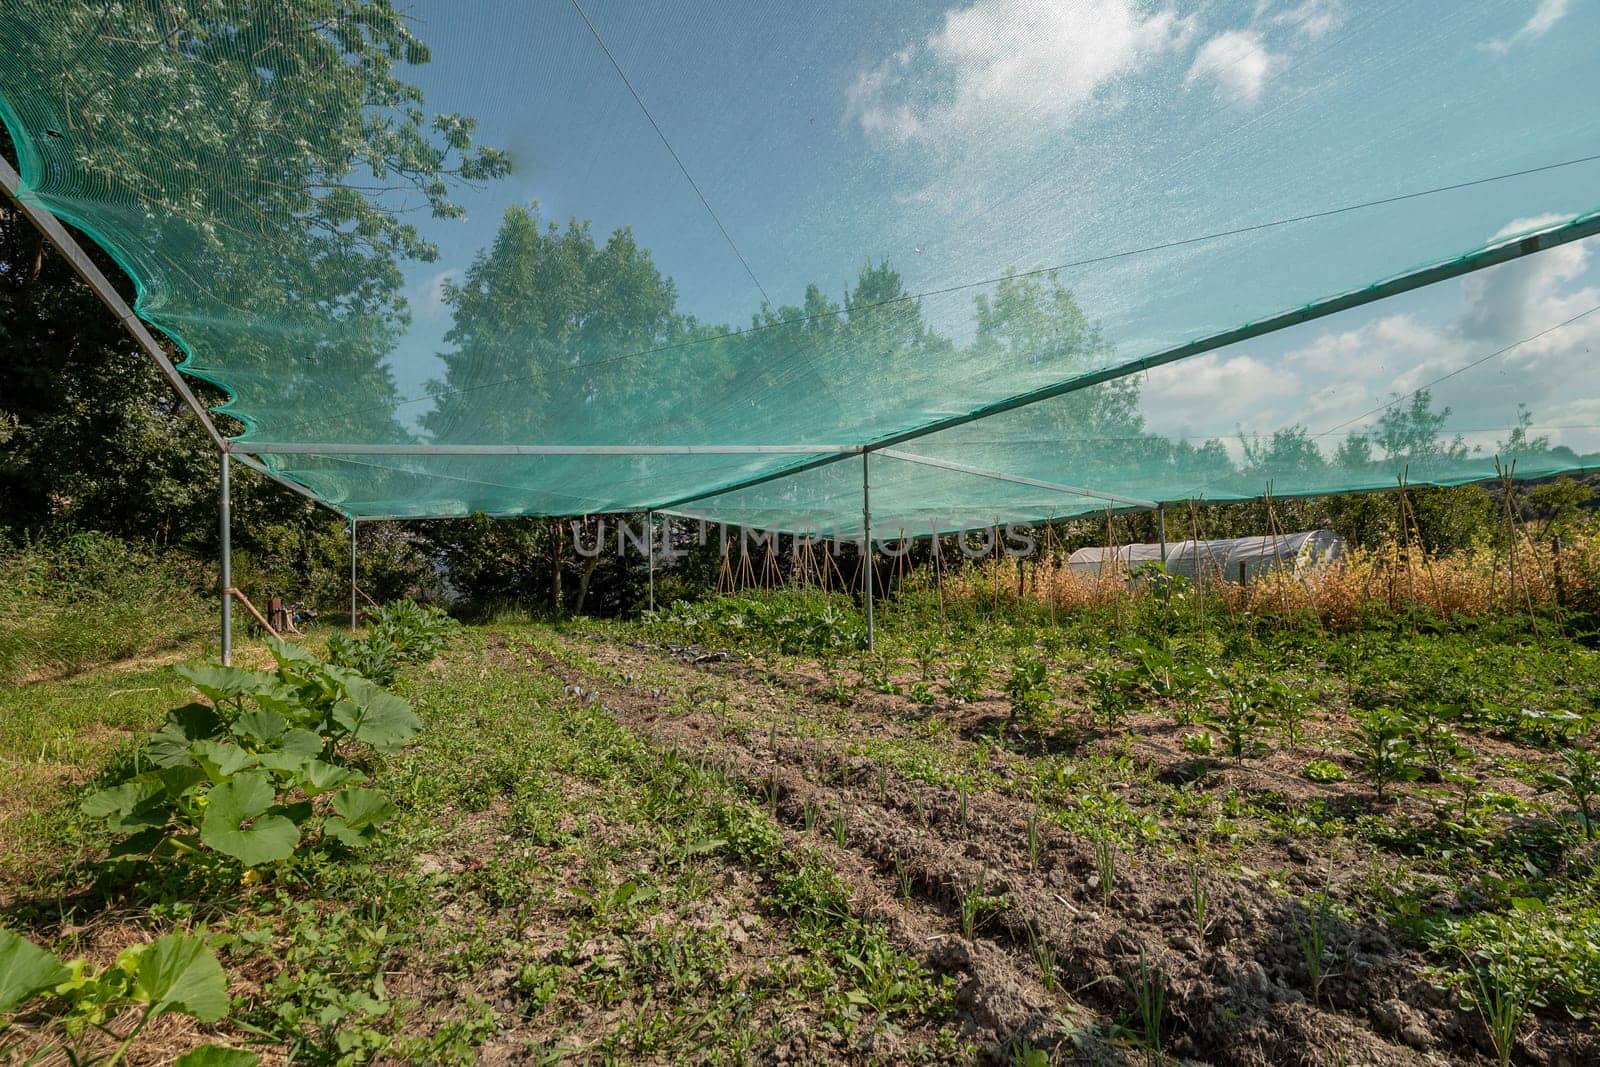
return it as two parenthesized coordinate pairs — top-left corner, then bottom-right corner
(1067, 530), (1347, 582)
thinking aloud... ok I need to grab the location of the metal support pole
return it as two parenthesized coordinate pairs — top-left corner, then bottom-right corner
(1157, 506), (1169, 604)
(862, 452), (875, 651)
(350, 518), (359, 630)
(220, 452), (232, 665)
(647, 510), (656, 613)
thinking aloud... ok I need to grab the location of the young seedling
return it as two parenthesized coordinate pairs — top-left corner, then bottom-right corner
(958, 782), (971, 835)
(831, 811), (848, 847)
(802, 796), (819, 833)
(1026, 920), (1059, 995)
(1025, 810), (1043, 870)
(1463, 956), (1533, 1067)
(1122, 944), (1166, 1055)
(956, 870), (1005, 940)
(1093, 832), (1117, 908)
(1188, 859), (1214, 949)
(1298, 886), (1336, 1004)
(895, 854), (914, 901)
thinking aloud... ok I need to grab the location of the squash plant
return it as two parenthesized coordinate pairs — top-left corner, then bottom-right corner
(81, 638), (418, 868)
(0, 927), (255, 1066)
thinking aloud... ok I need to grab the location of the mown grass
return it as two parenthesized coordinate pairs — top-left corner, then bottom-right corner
(1, 628), (963, 1064)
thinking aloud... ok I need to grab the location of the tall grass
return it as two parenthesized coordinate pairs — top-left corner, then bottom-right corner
(0, 533), (210, 684)
(939, 535), (1597, 628)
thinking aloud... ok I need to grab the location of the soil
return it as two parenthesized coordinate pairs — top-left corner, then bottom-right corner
(509, 630), (1598, 1067)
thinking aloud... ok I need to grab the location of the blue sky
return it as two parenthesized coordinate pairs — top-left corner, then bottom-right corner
(372, 0), (1600, 455)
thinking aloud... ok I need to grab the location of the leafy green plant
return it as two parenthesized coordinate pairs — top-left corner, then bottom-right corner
(1409, 700), (1468, 776)
(569, 877), (657, 924)
(649, 592), (863, 655)
(1180, 731), (1215, 756)
(325, 630), (401, 688)
(1009, 1039), (1051, 1067)
(1005, 655), (1053, 731)
(1543, 746), (1598, 840)
(1265, 680), (1312, 748)
(1085, 662), (1134, 731)
(822, 675), (854, 706)
(1210, 673), (1269, 761)
(80, 638), (417, 869)
(908, 680), (937, 706)
(0, 928), (252, 1067)
(1303, 758), (1346, 783)
(1428, 897), (1599, 1024)
(1352, 707), (1422, 801)
(945, 653), (990, 704)
(328, 599), (459, 685)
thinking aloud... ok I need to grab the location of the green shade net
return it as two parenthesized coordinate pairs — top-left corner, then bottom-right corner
(3, 1), (1599, 533)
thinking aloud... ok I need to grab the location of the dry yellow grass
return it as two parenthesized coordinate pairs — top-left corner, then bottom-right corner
(943, 534), (1598, 627)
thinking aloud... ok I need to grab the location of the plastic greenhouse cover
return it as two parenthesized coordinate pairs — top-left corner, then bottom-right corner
(2, 1), (1599, 534)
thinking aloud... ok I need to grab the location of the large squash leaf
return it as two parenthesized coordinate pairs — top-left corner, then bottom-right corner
(125, 932), (230, 1022)
(199, 773), (297, 866)
(190, 739), (257, 782)
(81, 773), (170, 833)
(331, 678), (420, 752)
(148, 703), (222, 768)
(176, 664), (273, 704)
(322, 788), (398, 848)
(0, 927), (69, 1013)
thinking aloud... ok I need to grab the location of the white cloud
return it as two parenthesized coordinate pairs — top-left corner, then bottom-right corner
(1185, 30), (1279, 104)
(1482, 0), (1571, 54)
(407, 268), (461, 322)
(1136, 229), (1600, 458)
(1272, 0), (1345, 41)
(846, 0), (1196, 143)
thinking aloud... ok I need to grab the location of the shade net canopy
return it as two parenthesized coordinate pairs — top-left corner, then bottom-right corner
(2, 0), (1599, 533)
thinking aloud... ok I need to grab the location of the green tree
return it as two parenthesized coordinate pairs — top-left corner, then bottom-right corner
(424, 209), (681, 445)
(2, 1), (504, 604)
